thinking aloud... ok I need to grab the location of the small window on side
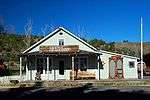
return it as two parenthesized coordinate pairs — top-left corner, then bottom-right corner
(129, 61), (135, 68)
(59, 39), (64, 45)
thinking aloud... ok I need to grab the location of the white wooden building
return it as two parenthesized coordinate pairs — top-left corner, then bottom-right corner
(99, 50), (139, 79)
(19, 27), (139, 81)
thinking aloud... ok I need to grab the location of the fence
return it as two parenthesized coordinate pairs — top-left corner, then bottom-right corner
(0, 75), (26, 83)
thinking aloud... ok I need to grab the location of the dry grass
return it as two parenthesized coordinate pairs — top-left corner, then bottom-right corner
(1, 80), (150, 89)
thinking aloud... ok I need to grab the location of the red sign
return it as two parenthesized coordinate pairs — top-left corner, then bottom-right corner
(39, 45), (79, 53)
(111, 55), (121, 61)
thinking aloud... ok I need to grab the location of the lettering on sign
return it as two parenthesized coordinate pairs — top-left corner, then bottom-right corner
(39, 45), (79, 53)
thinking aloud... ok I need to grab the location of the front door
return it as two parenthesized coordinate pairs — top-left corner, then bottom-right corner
(59, 60), (64, 75)
(36, 57), (46, 80)
(109, 56), (124, 79)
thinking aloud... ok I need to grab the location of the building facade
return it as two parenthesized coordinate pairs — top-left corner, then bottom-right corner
(19, 27), (139, 81)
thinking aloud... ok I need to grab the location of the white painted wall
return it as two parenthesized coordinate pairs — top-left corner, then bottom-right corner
(99, 52), (138, 79)
(29, 30), (95, 53)
(123, 57), (138, 79)
(100, 53), (112, 79)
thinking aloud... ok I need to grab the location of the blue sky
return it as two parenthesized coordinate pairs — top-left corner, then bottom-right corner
(0, 0), (150, 42)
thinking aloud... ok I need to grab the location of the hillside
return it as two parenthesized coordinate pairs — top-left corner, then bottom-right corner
(115, 42), (150, 67)
(0, 33), (42, 69)
(115, 42), (150, 57)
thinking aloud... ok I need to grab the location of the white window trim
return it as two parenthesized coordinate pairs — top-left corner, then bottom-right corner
(58, 38), (65, 45)
(129, 61), (135, 68)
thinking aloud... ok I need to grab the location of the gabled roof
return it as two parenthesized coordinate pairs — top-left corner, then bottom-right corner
(23, 27), (97, 54)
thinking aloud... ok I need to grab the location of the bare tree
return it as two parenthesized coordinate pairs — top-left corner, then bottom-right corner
(41, 23), (56, 36)
(49, 23), (55, 32)
(0, 16), (16, 34)
(41, 24), (48, 37)
(0, 16), (5, 33)
(75, 25), (87, 40)
(5, 24), (16, 34)
(23, 19), (32, 48)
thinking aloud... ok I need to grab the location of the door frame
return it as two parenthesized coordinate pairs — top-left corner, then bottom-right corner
(58, 59), (65, 75)
(109, 56), (124, 79)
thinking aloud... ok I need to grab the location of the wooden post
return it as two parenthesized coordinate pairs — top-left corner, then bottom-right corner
(20, 57), (22, 82)
(35, 56), (37, 80)
(25, 56), (28, 80)
(98, 55), (100, 80)
(47, 57), (49, 80)
(72, 56), (74, 80)
(43, 56), (46, 76)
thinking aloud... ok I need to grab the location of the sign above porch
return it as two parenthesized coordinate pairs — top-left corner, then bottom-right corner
(39, 45), (79, 53)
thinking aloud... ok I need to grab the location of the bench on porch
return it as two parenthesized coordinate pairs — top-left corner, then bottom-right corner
(70, 70), (96, 80)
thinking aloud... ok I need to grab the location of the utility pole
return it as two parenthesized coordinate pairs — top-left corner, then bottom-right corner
(140, 17), (143, 79)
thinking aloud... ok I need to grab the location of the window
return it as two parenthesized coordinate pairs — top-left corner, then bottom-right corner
(80, 58), (87, 71)
(59, 32), (63, 35)
(129, 61), (135, 68)
(59, 39), (64, 45)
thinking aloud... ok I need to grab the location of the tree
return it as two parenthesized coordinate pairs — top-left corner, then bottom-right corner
(75, 25), (87, 40)
(0, 16), (5, 34)
(41, 23), (55, 36)
(23, 19), (32, 48)
(88, 39), (106, 49)
(4, 24), (16, 34)
(123, 40), (128, 43)
(0, 25), (5, 34)
(108, 42), (115, 52)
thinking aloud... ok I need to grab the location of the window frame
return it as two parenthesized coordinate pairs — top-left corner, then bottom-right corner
(78, 56), (88, 71)
(58, 39), (64, 45)
(129, 61), (135, 68)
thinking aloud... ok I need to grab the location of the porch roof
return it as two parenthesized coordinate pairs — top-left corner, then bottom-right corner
(19, 50), (101, 56)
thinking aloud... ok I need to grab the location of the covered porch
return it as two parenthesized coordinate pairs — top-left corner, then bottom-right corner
(19, 48), (101, 81)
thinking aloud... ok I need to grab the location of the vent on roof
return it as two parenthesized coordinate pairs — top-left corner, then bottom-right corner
(59, 33), (63, 35)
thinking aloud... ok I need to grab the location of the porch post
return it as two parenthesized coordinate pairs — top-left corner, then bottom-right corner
(47, 57), (49, 80)
(72, 56), (74, 80)
(35, 55), (37, 80)
(20, 57), (22, 82)
(98, 55), (100, 80)
(43, 56), (46, 76)
(25, 56), (28, 80)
